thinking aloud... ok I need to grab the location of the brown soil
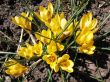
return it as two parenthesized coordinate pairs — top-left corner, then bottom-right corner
(0, 0), (110, 82)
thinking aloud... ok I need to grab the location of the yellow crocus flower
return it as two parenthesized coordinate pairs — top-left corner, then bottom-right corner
(35, 2), (53, 23)
(12, 12), (32, 33)
(48, 12), (73, 39)
(78, 41), (96, 55)
(42, 53), (57, 69)
(80, 11), (98, 31)
(47, 40), (64, 53)
(5, 59), (28, 78)
(33, 41), (43, 57)
(18, 43), (34, 60)
(60, 13), (73, 36)
(76, 29), (95, 55)
(55, 54), (74, 73)
(35, 29), (52, 44)
(76, 29), (94, 45)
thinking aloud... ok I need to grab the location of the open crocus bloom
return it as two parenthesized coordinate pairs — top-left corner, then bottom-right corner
(5, 59), (28, 78)
(42, 53), (57, 69)
(12, 12), (32, 33)
(55, 54), (74, 73)
(35, 2), (53, 24)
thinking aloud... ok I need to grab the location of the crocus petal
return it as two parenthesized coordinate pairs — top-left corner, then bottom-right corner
(54, 64), (60, 72)
(80, 14), (87, 29)
(61, 66), (73, 73)
(47, 41), (57, 53)
(57, 43), (64, 51)
(60, 12), (65, 19)
(39, 6), (47, 18)
(61, 18), (67, 29)
(50, 62), (55, 69)
(42, 55), (47, 61)
(62, 54), (70, 59)
(55, 13), (60, 25)
(21, 12), (28, 17)
(33, 42), (43, 57)
(80, 12), (92, 29)
(14, 16), (20, 24)
(48, 2), (53, 17)
(85, 31), (93, 44)
(68, 60), (74, 67)
(90, 18), (98, 30)
(36, 12), (44, 21)
(87, 12), (92, 22)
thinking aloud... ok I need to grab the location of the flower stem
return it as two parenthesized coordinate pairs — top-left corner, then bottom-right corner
(17, 29), (24, 52)
(55, 0), (61, 13)
(0, 51), (16, 55)
(47, 69), (53, 82)
(30, 34), (36, 44)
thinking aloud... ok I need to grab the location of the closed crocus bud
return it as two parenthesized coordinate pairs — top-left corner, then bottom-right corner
(80, 11), (98, 32)
(5, 59), (28, 78)
(12, 12), (32, 33)
(35, 2), (53, 23)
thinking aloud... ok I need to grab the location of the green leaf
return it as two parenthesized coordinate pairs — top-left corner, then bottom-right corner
(47, 69), (53, 82)
(54, 0), (61, 13)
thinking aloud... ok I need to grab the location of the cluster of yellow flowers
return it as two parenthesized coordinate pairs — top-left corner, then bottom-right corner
(18, 42), (43, 60)
(4, 2), (98, 77)
(76, 12), (98, 55)
(43, 53), (74, 73)
(36, 3), (73, 40)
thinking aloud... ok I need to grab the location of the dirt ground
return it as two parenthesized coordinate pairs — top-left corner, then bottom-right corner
(0, 0), (110, 82)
